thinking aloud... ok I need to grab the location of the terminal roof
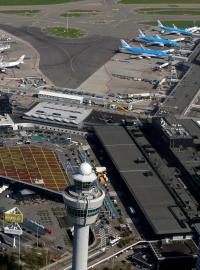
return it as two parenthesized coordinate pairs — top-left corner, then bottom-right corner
(24, 102), (92, 125)
(94, 125), (191, 236)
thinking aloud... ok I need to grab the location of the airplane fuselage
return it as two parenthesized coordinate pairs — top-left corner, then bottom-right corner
(0, 61), (20, 69)
(138, 35), (179, 46)
(119, 46), (169, 58)
(160, 26), (191, 36)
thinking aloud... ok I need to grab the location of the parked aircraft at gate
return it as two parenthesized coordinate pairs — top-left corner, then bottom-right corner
(119, 40), (187, 61)
(136, 29), (184, 47)
(157, 20), (200, 37)
(0, 55), (25, 72)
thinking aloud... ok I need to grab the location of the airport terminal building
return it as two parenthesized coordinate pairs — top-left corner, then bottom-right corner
(94, 125), (192, 239)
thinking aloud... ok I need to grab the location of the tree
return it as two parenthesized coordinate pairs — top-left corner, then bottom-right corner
(0, 254), (21, 270)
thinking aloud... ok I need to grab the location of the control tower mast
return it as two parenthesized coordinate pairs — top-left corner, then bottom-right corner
(63, 162), (105, 270)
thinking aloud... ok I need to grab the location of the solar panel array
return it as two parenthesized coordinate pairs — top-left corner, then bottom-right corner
(0, 146), (70, 192)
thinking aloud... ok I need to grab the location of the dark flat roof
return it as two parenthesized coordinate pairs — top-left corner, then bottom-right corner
(94, 125), (191, 236)
(180, 119), (200, 143)
(150, 239), (197, 259)
(84, 110), (135, 126)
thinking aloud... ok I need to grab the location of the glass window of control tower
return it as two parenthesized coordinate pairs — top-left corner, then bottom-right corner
(68, 207), (100, 217)
(75, 180), (93, 190)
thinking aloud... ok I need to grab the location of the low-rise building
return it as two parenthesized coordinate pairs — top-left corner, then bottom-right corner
(23, 102), (92, 129)
(153, 115), (193, 148)
(0, 114), (17, 131)
(38, 90), (83, 104)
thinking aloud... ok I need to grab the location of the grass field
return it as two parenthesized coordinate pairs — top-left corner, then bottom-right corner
(120, 0), (200, 3)
(0, 0), (75, 5)
(46, 27), (85, 38)
(61, 12), (82, 17)
(144, 20), (200, 28)
(61, 9), (100, 17)
(137, 8), (200, 15)
(0, 10), (39, 15)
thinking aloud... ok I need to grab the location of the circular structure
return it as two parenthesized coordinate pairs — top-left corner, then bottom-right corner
(79, 162), (92, 176)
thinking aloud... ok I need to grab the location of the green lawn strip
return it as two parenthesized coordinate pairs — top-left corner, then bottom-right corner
(61, 12), (82, 17)
(136, 8), (200, 15)
(0, 9), (39, 15)
(45, 27), (85, 38)
(0, 0), (75, 5)
(69, 9), (100, 12)
(61, 9), (100, 17)
(120, 0), (200, 3)
(143, 20), (200, 28)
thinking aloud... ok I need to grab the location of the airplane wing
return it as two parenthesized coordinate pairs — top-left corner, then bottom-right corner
(186, 27), (200, 33)
(172, 31), (181, 36)
(163, 48), (175, 53)
(172, 37), (185, 41)
(146, 42), (164, 47)
(130, 55), (144, 59)
(142, 54), (152, 59)
(163, 30), (181, 36)
(131, 54), (152, 59)
(0, 68), (6, 73)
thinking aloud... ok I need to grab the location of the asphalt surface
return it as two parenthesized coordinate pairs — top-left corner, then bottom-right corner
(0, 1), (199, 88)
(0, 24), (119, 88)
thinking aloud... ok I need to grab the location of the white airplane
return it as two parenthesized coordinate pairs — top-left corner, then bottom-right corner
(0, 44), (10, 53)
(0, 55), (25, 72)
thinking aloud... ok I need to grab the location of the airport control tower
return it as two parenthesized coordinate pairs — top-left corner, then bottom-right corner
(63, 162), (105, 270)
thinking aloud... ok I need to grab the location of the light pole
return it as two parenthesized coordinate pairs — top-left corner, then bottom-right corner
(36, 224), (39, 249)
(18, 234), (21, 266)
(67, 17), (69, 32)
